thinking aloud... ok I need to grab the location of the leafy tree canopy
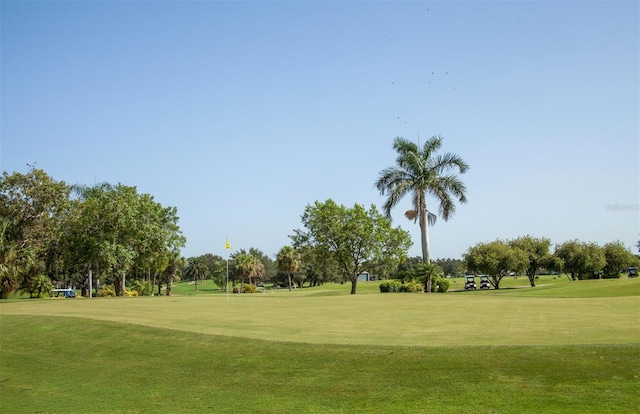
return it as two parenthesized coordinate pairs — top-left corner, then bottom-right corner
(464, 240), (528, 289)
(554, 240), (606, 280)
(291, 199), (412, 294)
(508, 236), (553, 287)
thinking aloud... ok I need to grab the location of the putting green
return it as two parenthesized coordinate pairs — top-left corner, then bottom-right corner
(1, 290), (638, 346)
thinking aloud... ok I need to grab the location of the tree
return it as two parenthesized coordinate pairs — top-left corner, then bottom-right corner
(295, 244), (339, 287)
(291, 199), (412, 294)
(434, 257), (463, 277)
(554, 240), (606, 280)
(233, 254), (263, 288)
(63, 184), (184, 296)
(508, 236), (553, 287)
(368, 212), (419, 282)
(464, 240), (528, 289)
(0, 168), (184, 298)
(0, 217), (38, 298)
(62, 183), (116, 297)
(248, 248), (277, 283)
(200, 253), (226, 290)
(20, 274), (53, 298)
(602, 241), (637, 278)
(163, 251), (183, 296)
(184, 256), (208, 290)
(375, 136), (469, 266)
(0, 167), (70, 296)
(390, 256), (423, 282)
(414, 262), (445, 293)
(276, 246), (300, 291)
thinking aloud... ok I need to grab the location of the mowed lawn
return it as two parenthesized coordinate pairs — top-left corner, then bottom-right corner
(1, 276), (639, 413)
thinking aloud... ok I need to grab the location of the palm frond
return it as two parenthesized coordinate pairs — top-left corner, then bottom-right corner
(427, 211), (437, 226)
(404, 210), (418, 221)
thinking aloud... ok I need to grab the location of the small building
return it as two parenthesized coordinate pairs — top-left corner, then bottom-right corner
(357, 272), (379, 282)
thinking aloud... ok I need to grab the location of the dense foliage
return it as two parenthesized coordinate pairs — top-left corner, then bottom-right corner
(2, 167), (636, 299)
(291, 199), (412, 294)
(1, 167), (185, 298)
(463, 237), (638, 289)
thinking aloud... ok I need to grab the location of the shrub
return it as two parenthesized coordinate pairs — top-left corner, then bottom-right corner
(21, 274), (54, 298)
(380, 280), (424, 293)
(434, 277), (450, 293)
(379, 280), (401, 293)
(131, 281), (153, 296)
(399, 281), (423, 292)
(242, 283), (257, 293)
(97, 286), (139, 297)
(422, 277), (450, 293)
(97, 285), (116, 297)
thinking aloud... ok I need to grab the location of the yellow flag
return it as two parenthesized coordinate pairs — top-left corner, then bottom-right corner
(225, 238), (232, 249)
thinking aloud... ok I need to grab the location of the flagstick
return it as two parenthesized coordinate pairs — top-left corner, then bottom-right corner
(226, 247), (229, 302)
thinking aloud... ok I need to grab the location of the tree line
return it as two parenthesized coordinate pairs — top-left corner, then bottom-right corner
(0, 166), (408, 298)
(4, 135), (636, 297)
(2, 135), (471, 297)
(463, 236), (639, 289)
(0, 167), (185, 298)
(166, 210), (640, 296)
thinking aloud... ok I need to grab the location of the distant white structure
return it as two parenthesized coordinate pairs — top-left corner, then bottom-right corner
(357, 272), (379, 282)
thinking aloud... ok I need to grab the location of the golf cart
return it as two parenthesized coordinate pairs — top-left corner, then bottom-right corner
(479, 275), (491, 289)
(51, 288), (76, 298)
(628, 267), (638, 278)
(464, 275), (477, 290)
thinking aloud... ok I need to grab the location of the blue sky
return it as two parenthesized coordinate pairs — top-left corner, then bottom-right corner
(2, 1), (638, 260)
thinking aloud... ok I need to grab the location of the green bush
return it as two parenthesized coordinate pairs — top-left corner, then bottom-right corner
(242, 283), (257, 293)
(423, 277), (450, 293)
(96, 286), (139, 297)
(399, 281), (423, 292)
(124, 289), (138, 297)
(21, 274), (54, 298)
(379, 280), (401, 293)
(131, 280), (153, 296)
(380, 280), (423, 293)
(434, 277), (450, 293)
(97, 285), (116, 297)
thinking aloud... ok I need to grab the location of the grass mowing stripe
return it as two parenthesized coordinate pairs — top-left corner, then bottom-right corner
(1, 315), (638, 413)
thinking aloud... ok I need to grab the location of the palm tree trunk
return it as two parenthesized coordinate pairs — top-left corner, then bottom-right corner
(420, 209), (431, 263)
(420, 209), (432, 293)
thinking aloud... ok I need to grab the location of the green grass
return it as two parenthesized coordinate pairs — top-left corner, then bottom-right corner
(1, 277), (639, 413)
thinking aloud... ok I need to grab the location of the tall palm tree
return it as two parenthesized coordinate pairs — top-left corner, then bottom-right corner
(375, 136), (469, 266)
(277, 246), (300, 292)
(184, 256), (208, 291)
